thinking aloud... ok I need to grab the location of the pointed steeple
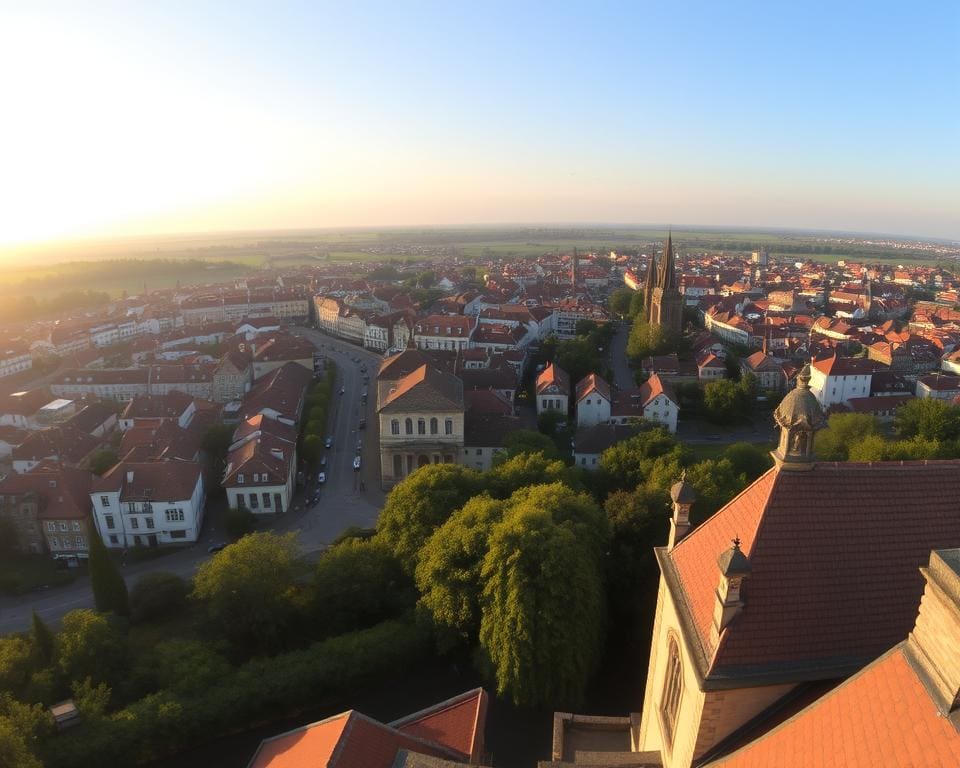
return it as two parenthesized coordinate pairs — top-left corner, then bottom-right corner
(643, 248), (658, 317)
(658, 231), (676, 290)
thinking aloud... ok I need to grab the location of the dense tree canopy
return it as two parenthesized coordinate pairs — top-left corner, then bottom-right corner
(479, 484), (607, 708)
(487, 452), (575, 499)
(599, 428), (685, 490)
(191, 532), (306, 653)
(88, 532), (129, 618)
(498, 430), (565, 463)
(57, 610), (127, 688)
(894, 398), (960, 441)
(416, 495), (506, 648)
(814, 413), (881, 461)
(311, 539), (414, 637)
(374, 463), (484, 569)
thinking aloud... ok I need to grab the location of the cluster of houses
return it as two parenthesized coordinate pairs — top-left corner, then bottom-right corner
(0, 311), (315, 563)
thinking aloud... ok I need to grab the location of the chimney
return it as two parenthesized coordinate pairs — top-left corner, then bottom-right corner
(711, 538), (751, 648)
(907, 549), (960, 715)
(668, 472), (696, 548)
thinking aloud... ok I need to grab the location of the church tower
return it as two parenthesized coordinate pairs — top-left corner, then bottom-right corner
(643, 248), (658, 321)
(571, 247), (579, 292)
(648, 232), (684, 335)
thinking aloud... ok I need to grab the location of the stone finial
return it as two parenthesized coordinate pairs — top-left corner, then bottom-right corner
(668, 471), (696, 549)
(711, 538), (751, 648)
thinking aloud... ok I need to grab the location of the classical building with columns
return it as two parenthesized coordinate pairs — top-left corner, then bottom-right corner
(542, 364), (960, 766)
(376, 348), (464, 489)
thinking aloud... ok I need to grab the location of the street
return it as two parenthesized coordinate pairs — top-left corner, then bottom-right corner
(0, 328), (385, 635)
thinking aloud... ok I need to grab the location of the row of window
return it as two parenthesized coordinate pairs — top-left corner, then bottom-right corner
(46, 521), (82, 532)
(389, 417), (454, 436)
(49, 536), (85, 549)
(235, 472), (272, 484)
(236, 492), (278, 510)
(103, 509), (184, 530)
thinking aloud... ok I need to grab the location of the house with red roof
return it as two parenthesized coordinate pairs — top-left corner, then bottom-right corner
(575, 373), (611, 428)
(808, 353), (878, 408)
(247, 688), (488, 768)
(536, 363), (570, 416)
(609, 373), (678, 433)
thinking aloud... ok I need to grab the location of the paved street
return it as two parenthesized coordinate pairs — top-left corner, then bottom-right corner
(609, 322), (634, 389)
(0, 328), (385, 635)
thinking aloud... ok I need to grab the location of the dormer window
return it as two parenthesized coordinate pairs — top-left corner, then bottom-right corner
(253, 473), (259, 482)
(237, 473), (245, 484)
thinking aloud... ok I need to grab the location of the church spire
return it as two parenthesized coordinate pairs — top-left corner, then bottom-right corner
(658, 231), (676, 291)
(643, 247), (658, 319)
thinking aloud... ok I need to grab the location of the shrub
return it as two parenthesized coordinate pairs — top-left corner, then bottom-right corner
(129, 573), (189, 624)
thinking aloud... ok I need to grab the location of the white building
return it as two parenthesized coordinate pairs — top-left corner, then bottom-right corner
(808, 354), (877, 408)
(609, 373), (679, 433)
(91, 461), (205, 548)
(575, 373), (612, 428)
(536, 363), (570, 416)
(222, 415), (297, 515)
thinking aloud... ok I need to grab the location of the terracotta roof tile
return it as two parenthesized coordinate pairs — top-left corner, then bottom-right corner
(670, 462), (960, 674)
(709, 645), (960, 767)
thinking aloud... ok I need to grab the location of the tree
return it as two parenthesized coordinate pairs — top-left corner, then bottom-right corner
(57, 609), (127, 687)
(191, 532), (305, 653)
(201, 423), (235, 477)
(311, 539), (414, 637)
(0, 717), (42, 768)
(814, 413), (881, 461)
(487, 452), (574, 498)
(301, 435), (323, 465)
(416, 496), (505, 648)
(88, 448), (119, 476)
(605, 488), (670, 617)
(555, 337), (605, 388)
(129, 572), (189, 624)
(628, 290), (646, 318)
(722, 442), (773, 480)
(849, 434), (944, 462)
(894, 398), (960, 441)
(0, 637), (32, 696)
(375, 463), (484, 570)
(498, 429), (564, 462)
(479, 484), (607, 707)
(599, 428), (680, 490)
(626, 315), (670, 362)
(685, 458), (748, 524)
(30, 612), (55, 668)
(703, 379), (743, 424)
(608, 288), (634, 316)
(0, 518), (18, 558)
(151, 640), (232, 697)
(88, 531), (129, 618)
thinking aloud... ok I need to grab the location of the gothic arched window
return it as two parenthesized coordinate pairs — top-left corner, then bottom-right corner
(660, 634), (683, 749)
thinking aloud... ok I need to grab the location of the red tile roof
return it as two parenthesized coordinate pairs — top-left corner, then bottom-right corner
(575, 373), (611, 404)
(536, 363), (570, 396)
(709, 645), (960, 767)
(669, 461), (960, 675)
(247, 689), (487, 768)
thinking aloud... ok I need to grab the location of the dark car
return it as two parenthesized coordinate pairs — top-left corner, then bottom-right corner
(358, 418), (366, 430)
(207, 542), (228, 554)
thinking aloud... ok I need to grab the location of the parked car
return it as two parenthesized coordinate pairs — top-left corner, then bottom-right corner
(320, 456), (327, 468)
(353, 456), (361, 471)
(358, 418), (366, 430)
(207, 542), (228, 554)
(339, 387), (345, 395)
(317, 472), (326, 484)
(324, 436), (333, 448)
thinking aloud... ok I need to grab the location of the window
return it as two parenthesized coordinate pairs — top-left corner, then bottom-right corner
(46, 522), (56, 532)
(405, 418), (413, 435)
(250, 494), (259, 509)
(127, 502), (137, 513)
(50, 536), (59, 548)
(391, 419), (400, 435)
(105, 514), (115, 530)
(165, 509), (184, 522)
(236, 494), (245, 508)
(262, 493), (271, 507)
(130, 517), (139, 529)
(76, 536), (85, 548)
(430, 417), (438, 435)
(100, 495), (110, 506)
(253, 473), (259, 482)
(445, 419), (453, 435)
(146, 518), (154, 529)
(660, 636), (684, 749)
(59, 522), (68, 532)
(109, 535), (119, 544)
(418, 418), (426, 435)
(237, 473), (245, 484)
(541, 399), (547, 409)
(72, 521), (81, 531)
(475, 448), (482, 456)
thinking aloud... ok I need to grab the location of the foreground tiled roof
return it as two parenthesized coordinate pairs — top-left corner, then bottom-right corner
(708, 645), (960, 767)
(247, 689), (487, 768)
(668, 461), (960, 677)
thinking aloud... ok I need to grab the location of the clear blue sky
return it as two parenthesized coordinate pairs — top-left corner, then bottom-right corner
(1, 0), (958, 243)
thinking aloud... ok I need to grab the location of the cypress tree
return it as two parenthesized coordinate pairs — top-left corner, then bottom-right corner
(30, 610), (55, 666)
(88, 532), (129, 617)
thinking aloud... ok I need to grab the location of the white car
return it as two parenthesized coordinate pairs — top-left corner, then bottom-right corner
(317, 472), (326, 484)
(352, 456), (361, 471)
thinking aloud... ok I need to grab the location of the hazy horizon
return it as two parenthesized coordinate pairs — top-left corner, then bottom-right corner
(2, 1), (958, 250)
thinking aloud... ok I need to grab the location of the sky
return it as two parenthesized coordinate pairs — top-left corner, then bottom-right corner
(0, 0), (958, 246)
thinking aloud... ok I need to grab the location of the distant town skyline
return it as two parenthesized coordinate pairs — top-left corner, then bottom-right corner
(1, 1), (957, 248)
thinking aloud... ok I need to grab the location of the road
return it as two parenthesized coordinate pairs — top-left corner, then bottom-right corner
(609, 322), (634, 389)
(0, 328), (385, 635)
